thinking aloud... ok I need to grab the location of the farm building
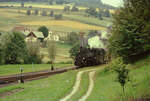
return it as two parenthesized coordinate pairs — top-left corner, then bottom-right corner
(22, 31), (44, 42)
(12, 26), (30, 32)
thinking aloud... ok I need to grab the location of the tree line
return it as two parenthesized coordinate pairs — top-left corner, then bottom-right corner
(26, 9), (63, 20)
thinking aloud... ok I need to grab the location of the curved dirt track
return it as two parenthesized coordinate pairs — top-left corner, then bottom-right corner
(78, 71), (95, 101)
(59, 71), (84, 101)
(59, 68), (99, 101)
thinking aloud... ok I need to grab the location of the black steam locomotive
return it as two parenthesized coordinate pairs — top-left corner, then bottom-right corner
(74, 47), (106, 67)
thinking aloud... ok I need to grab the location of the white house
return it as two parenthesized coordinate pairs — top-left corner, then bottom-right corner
(44, 31), (60, 42)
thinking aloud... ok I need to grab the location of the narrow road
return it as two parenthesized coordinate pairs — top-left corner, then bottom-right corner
(59, 68), (99, 101)
(60, 71), (84, 101)
(78, 71), (96, 101)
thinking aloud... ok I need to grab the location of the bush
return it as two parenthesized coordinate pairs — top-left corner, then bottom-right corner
(34, 9), (39, 15)
(0, 45), (4, 64)
(24, 55), (42, 64)
(41, 10), (47, 16)
(29, 6), (32, 8)
(64, 6), (70, 12)
(26, 9), (31, 16)
(67, 32), (79, 45)
(54, 14), (63, 20)
(49, 10), (54, 17)
(71, 6), (79, 12)
(85, 7), (97, 17)
(69, 42), (80, 60)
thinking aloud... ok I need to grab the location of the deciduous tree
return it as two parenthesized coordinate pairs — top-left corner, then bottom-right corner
(108, 0), (150, 63)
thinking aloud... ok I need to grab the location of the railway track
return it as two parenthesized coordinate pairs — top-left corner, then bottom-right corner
(0, 66), (78, 88)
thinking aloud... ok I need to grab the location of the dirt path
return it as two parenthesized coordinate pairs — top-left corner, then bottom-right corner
(59, 69), (99, 101)
(59, 71), (84, 101)
(78, 71), (96, 101)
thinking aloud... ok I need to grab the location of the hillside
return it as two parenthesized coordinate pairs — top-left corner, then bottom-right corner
(0, 0), (115, 9)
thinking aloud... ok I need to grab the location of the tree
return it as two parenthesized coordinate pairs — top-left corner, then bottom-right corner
(26, 9), (31, 16)
(56, 0), (64, 4)
(41, 10), (47, 16)
(34, 9), (39, 15)
(21, 2), (24, 7)
(38, 26), (49, 38)
(112, 58), (129, 101)
(49, 0), (54, 5)
(4, 32), (27, 64)
(69, 42), (80, 60)
(104, 9), (110, 17)
(64, 6), (70, 12)
(0, 39), (4, 64)
(108, 0), (150, 63)
(71, 6), (79, 12)
(67, 32), (79, 45)
(49, 10), (54, 17)
(98, 13), (103, 20)
(47, 39), (57, 70)
(85, 7), (98, 17)
(25, 40), (42, 64)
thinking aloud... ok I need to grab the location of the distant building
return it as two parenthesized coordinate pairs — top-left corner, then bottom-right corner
(44, 31), (59, 42)
(12, 26), (30, 32)
(22, 31), (44, 42)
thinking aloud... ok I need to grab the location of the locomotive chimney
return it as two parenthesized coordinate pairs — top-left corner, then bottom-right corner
(79, 32), (85, 48)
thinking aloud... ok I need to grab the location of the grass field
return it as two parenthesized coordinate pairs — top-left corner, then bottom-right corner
(87, 55), (150, 101)
(0, 70), (77, 101)
(0, 63), (73, 76)
(0, 55), (150, 101)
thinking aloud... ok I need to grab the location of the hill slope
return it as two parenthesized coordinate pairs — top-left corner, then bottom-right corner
(0, 0), (115, 9)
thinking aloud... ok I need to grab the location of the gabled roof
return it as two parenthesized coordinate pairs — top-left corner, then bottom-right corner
(32, 31), (44, 38)
(22, 31), (44, 38)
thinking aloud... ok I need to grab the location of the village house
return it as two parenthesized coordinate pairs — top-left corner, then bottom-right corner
(12, 26), (30, 32)
(12, 26), (44, 42)
(44, 31), (60, 42)
(22, 31), (44, 42)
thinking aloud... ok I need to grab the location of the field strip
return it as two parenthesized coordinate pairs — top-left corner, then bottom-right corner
(59, 68), (100, 101)
(78, 71), (96, 101)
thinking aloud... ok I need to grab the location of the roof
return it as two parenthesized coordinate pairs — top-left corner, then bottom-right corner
(22, 31), (30, 36)
(12, 26), (30, 32)
(32, 31), (44, 38)
(22, 31), (44, 38)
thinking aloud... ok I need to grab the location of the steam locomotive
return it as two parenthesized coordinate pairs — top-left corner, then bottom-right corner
(74, 47), (106, 67)
(74, 30), (112, 68)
